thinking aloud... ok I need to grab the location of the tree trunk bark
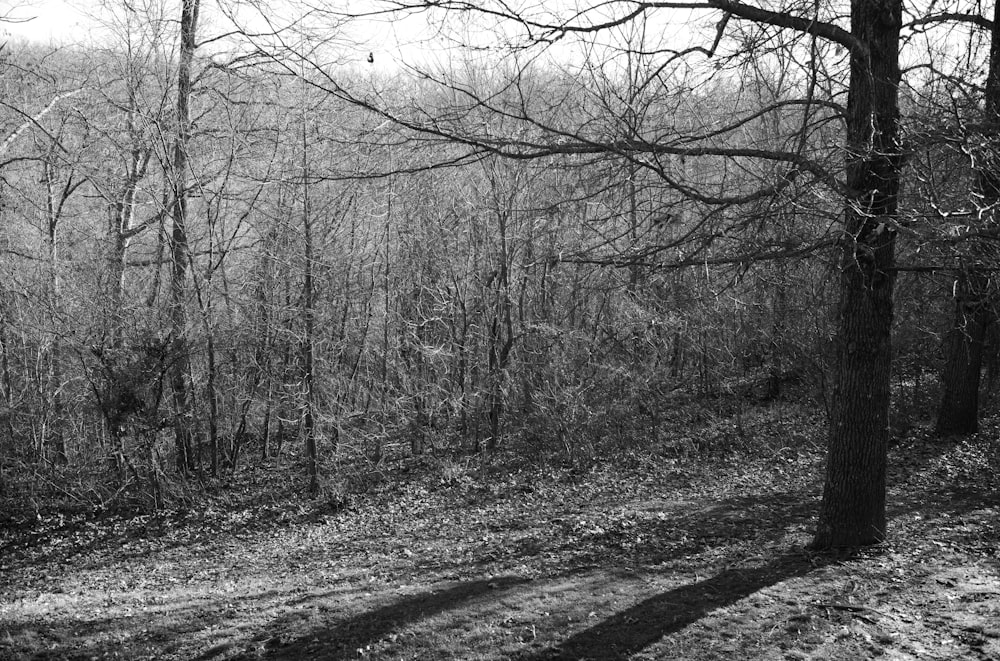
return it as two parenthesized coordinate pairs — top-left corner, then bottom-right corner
(301, 85), (319, 497)
(44, 161), (66, 465)
(937, 272), (989, 435)
(169, 0), (199, 473)
(813, 0), (901, 549)
(935, 2), (1000, 435)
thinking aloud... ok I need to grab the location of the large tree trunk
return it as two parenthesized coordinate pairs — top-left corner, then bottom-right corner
(169, 0), (199, 473)
(813, 0), (901, 549)
(935, 2), (1000, 436)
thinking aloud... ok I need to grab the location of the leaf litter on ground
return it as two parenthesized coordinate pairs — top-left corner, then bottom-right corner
(1, 405), (998, 660)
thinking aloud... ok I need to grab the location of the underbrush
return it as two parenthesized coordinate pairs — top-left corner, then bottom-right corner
(0, 382), (946, 532)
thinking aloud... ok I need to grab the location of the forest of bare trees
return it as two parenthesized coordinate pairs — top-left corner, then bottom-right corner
(1, 0), (998, 553)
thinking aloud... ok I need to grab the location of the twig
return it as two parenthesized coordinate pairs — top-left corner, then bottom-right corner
(813, 601), (895, 625)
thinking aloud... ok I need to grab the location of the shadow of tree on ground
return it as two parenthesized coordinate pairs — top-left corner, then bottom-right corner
(515, 552), (826, 661)
(255, 575), (532, 660)
(403, 487), (824, 580)
(255, 487), (826, 661)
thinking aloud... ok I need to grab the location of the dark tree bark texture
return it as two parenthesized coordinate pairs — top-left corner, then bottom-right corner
(937, 273), (990, 436)
(935, 1), (1000, 436)
(813, 0), (901, 549)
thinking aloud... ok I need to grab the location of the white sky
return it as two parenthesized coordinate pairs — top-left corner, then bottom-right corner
(2, 0), (89, 43)
(0, 0), (460, 69)
(1, 0), (266, 50)
(0, 0), (710, 70)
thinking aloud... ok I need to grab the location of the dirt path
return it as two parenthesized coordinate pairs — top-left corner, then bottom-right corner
(2, 429), (998, 660)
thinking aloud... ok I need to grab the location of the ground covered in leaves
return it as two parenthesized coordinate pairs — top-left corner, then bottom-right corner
(2, 404), (999, 660)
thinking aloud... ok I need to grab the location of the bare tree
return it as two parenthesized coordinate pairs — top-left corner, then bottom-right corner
(251, 0), (904, 547)
(168, 0), (200, 472)
(931, 3), (1000, 435)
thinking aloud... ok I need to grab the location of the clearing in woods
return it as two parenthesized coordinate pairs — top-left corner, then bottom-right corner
(1, 405), (999, 660)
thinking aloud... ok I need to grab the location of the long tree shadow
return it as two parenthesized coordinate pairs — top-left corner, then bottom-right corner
(256, 575), (532, 660)
(516, 552), (827, 661)
(404, 488), (825, 580)
(238, 488), (823, 661)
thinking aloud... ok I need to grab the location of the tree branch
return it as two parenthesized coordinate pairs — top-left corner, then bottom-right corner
(0, 89), (82, 160)
(905, 12), (992, 31)
(704, 1), (863, 54)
